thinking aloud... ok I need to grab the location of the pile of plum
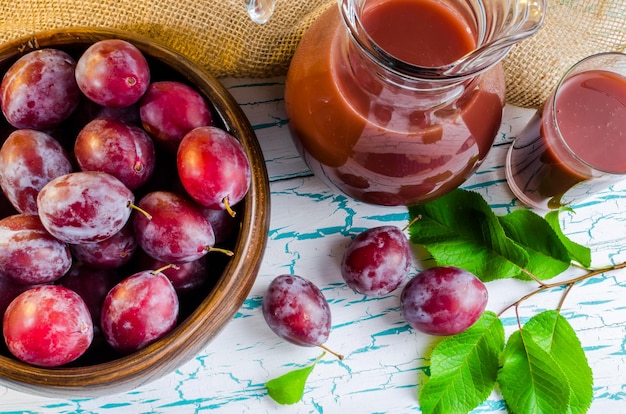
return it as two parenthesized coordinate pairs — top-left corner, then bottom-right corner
(0, 38), (251, 367)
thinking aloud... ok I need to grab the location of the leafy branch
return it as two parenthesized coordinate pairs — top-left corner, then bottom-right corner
(407, 188), (619, 414)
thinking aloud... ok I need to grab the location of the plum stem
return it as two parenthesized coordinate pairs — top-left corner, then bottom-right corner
(403, 214), (422, 232)
(222, 196), (236, 218)
(207, 246), (235, 257)
(128, 201), (153, 220)
(498, 260), (626, 321)
(134, 160), (144, 173)
(151, 263), (180, 275)
(318, 343), (344, 360)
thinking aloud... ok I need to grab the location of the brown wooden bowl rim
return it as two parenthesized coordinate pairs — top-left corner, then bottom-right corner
(0, 27), (270, 396)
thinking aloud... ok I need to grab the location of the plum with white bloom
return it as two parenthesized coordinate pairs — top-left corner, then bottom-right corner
(132, 190), (218, 264)
(3, 285), (94, 367)
(262, 274), (334, 350)
(100, 270), (179, 354)
(0, 129), (73, 214)
(1, 48), (80, 129)
(0, 214), (72, 285)
(341, 225), (411, 296)
(139, 81), (213, 152)
(74, 117), (156, 190)
(75, 39), (150, 108)
(36, 171), (134, 244)
(177, 126), (251, 215)
(401, 266), (488, 336)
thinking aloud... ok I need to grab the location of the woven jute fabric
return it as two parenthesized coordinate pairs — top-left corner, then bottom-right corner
(503, 0), (626, 108)
(0, 0), (334, 78)
(1, 0), (625, 109)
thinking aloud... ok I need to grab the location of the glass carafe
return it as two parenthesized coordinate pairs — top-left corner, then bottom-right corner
(284, 0), (545, 206)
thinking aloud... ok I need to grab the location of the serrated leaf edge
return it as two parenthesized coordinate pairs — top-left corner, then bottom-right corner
(419, 312), (505, 414)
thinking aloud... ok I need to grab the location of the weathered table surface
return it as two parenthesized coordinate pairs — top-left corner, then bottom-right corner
(0, 77), (624, 414)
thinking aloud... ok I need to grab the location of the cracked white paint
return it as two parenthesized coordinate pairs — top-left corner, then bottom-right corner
(1, 78), (625, 414)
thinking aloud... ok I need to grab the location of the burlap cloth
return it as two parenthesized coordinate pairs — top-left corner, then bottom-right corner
(1, 0), (625, 108)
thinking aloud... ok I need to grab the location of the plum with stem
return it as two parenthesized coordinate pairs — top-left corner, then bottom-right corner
(262, 274), (343, 359)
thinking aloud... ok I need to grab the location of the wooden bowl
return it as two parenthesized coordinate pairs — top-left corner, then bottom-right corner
(0, 28), (270, 397)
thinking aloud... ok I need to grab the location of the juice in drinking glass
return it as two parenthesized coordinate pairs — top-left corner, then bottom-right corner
(505, 52), (626, 210)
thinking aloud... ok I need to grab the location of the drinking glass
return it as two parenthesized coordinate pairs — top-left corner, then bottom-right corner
(505, 52), (626, 210)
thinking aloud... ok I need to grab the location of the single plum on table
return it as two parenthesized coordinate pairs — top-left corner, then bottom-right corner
(3, 285), (94, 367)
(75, 39), (150, 108)
(0, 129), (73, 214)
(74, 117), (156, 190)
(132, 190), (220, 263)
(139, 81), (213, 152)
(100, 270), (179, 354)
(37, 171), (135, 244)
(400, 266), (488, 336)
(341, 225), (412, 296)
(262, 274), (343, 359)
(0, 48), (80, 130)
(177, 126), (251, 215)
(0, 214), (72, 285)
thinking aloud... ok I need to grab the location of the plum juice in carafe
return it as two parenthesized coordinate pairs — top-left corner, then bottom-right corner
(285, 0), (545, 206)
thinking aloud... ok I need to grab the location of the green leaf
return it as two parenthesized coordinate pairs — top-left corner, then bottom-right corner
(498, 329), (571, 414)
(419, 311), (505, 414)
(498, 210), (571, 280)
(408, 189), (530, 281)
(544, 209), (592, 268)
(523, 311), (593, 414)
(265, 354), (323, 405)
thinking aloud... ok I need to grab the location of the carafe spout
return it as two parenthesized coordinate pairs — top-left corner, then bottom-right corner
(447, 0), (546, 77)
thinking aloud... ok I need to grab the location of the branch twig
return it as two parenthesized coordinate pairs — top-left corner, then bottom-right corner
(498, 260), (626, 318)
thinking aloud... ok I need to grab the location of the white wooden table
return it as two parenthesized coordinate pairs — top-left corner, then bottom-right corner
(0, 76), (625, 413)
